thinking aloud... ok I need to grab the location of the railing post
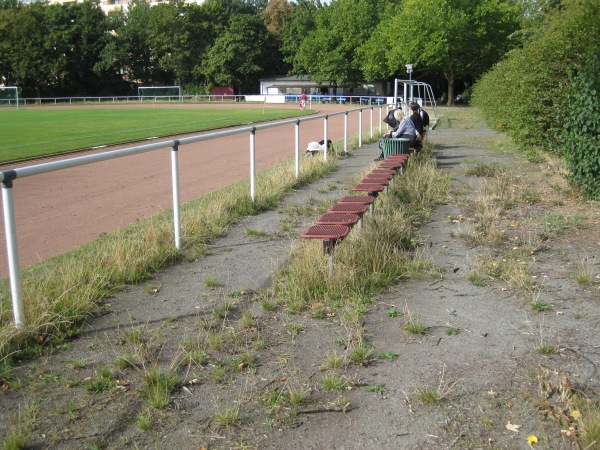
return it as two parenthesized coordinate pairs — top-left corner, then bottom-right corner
(323, 115), (329, 161)
(379, 106), (382, 134)
(370, 107), (374, 139)
(295, 120), (300, 178)
(344, 112), (349, 156)
(250, 127), (256, 201)
(171, 141), (181, 249)
(2, 172), (24, 329)
(358, 109), (363, 148)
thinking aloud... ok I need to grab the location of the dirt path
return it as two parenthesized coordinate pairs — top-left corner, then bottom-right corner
(1, 108), (598, 450)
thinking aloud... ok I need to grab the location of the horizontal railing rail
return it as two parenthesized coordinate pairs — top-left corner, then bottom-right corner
(1, 105), (387, 329)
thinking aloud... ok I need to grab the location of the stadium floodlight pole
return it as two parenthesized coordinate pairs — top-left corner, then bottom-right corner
(406, 64), (414, 105)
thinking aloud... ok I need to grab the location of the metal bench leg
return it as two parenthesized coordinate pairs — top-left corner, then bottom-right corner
(323, 238), (337, 277)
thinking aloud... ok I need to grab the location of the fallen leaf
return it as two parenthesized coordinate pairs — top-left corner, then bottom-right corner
(506, 422), (521, 432)
(527, 435), (538, 445)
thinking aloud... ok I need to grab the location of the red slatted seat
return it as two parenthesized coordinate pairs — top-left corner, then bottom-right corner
(338, 195), (375, 205)
(316, 213), (360, 227)
(300, 225), (350, 277)
(300, 224), (350, 240)
(328, 202), (368, 225)
(352, 182), (386, 195)
(365, 172), (393, 181)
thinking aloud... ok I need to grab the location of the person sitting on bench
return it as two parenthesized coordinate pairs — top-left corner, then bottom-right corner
(375, 109), (421, 160)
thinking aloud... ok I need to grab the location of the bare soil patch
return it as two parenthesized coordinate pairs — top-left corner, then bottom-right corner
(1, 108), (598, 450)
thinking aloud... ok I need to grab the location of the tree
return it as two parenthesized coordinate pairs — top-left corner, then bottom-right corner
(360, 0), (520, 105)
(44, 2), (107, 95)
(95, 0), (162, 87)
(280, 0), (320, 71)
(291, 0), (383, 87)
(201, 13), (279, 93)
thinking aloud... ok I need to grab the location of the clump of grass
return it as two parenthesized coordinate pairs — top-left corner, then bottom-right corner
(86, 367), (114, 393)
(402, 307), (426, 335)
(575, 255), (594, 286)
(378, 352), (399, 361)
(322, 374), (348, 391)
(285, 321), (305, 337)
(211, 302), (233, 319)
(366, 384), (387, 396)
(348, 342), (372, 364)
(464, 162), (504, 177)
(530, 301), (550, 312)
(445, 328), (460, 336)
(203, 276), (221, 288)
(415, 388), (441, 404)
(414, 366), (459, 404)
(135, 410), (153, 431)
(206, 331), (223, 351)
(240, 309), (255, 329)
(538, 344), (558, 356)
(141, 366), (179, 409)
(214, 404), (241, 428)
(115, 353), (138, 370)
(386, 309), (403, 318)
(245, 228), (269, 238)
(324, 352), (345, 370)
(467, 271), (486, 287)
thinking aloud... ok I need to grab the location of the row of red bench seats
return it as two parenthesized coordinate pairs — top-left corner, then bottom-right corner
(299, 154), (410, 275)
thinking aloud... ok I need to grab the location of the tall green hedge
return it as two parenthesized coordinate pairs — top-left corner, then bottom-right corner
(472, 0), (599, 153)
(560, 45), (600, 199)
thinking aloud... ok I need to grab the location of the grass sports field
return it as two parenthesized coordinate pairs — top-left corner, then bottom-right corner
(0, 106), (311, 164)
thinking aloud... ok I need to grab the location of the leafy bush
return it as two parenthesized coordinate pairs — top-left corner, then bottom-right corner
(560, 45), (600, 199)
(472, 0), (599, 155)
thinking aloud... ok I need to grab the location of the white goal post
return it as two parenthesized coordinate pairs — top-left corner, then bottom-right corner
(392, 79), (439, 130)
(137, 85), (182, 102)
(0, 86), (22, 110)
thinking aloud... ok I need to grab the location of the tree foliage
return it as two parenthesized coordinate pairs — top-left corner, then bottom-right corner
(560, 44), (600, 199)
(359, 0), (520, 105)
(290, 0), (383, 87)
(201, 13), (280, 92)
(472, 0), (599, 152)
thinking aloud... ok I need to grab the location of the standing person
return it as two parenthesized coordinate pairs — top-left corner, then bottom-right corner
(300, 91), (307, 110)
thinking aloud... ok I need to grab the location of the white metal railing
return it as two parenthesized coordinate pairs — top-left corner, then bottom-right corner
(1, 105), (385, 328)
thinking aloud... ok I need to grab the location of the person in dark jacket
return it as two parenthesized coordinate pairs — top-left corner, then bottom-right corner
(409, 103), (424, 139)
